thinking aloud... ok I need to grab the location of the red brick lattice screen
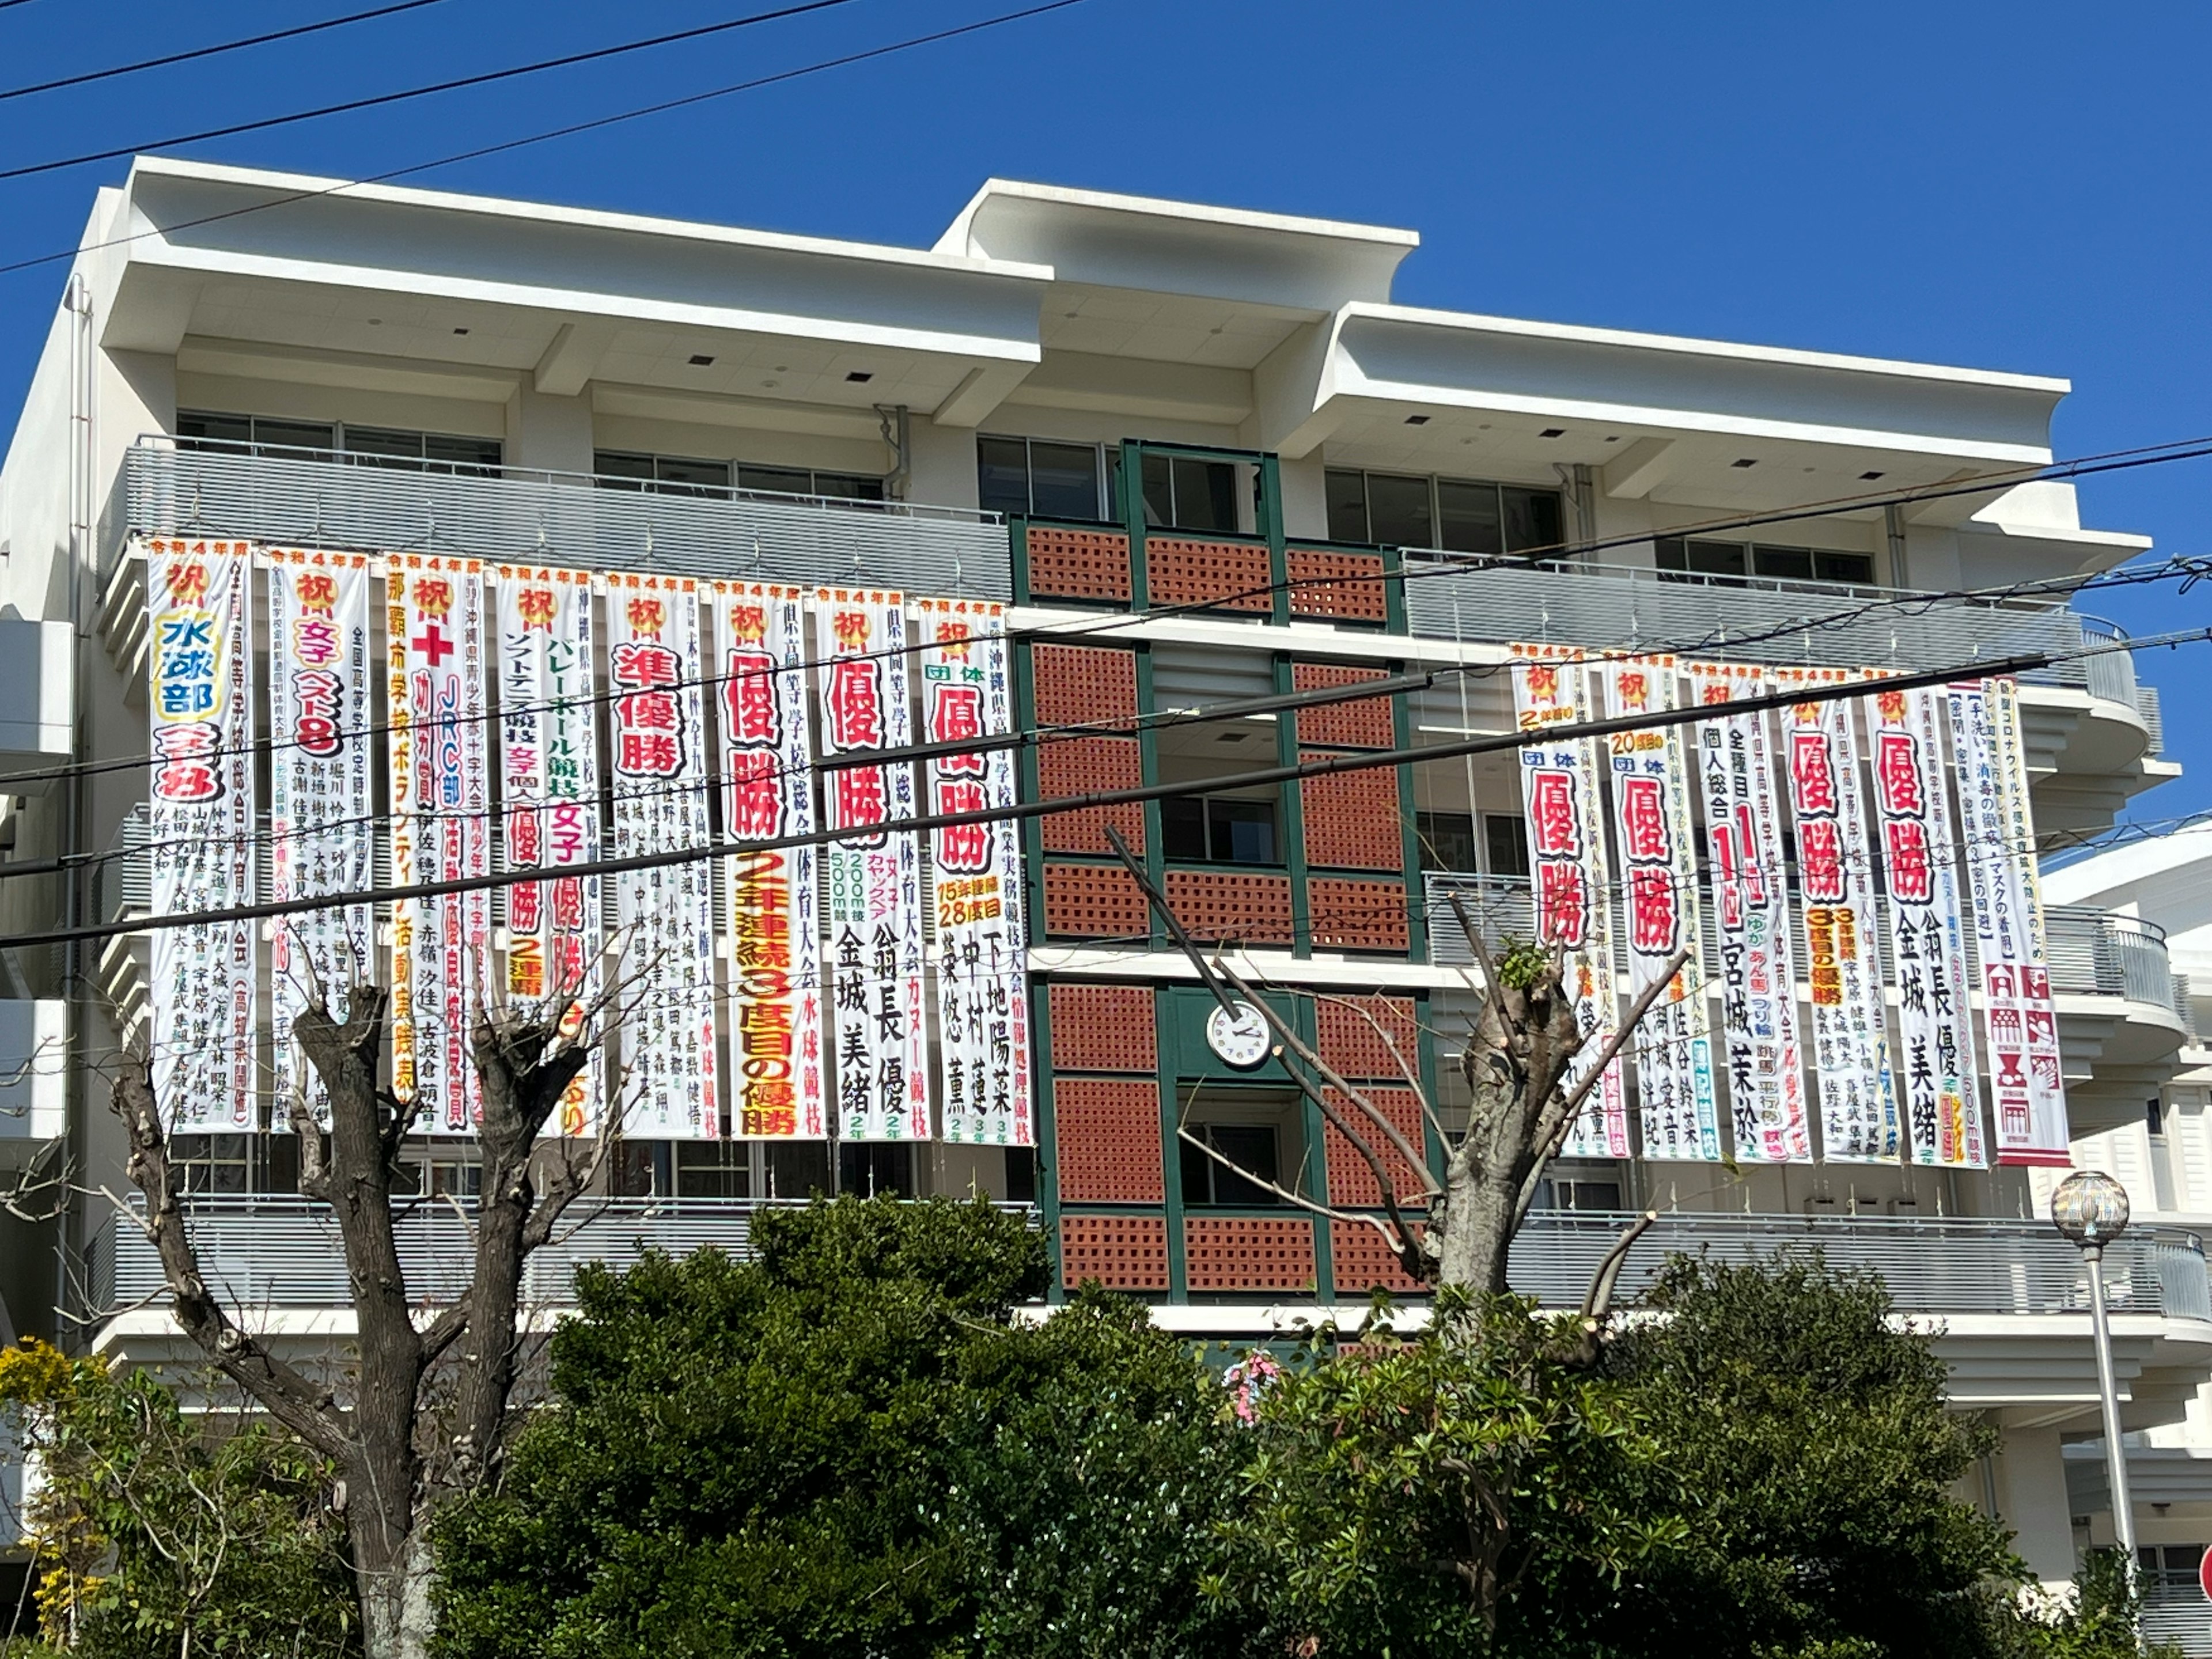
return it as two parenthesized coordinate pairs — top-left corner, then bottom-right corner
(1051, 1078), (1164, 1203)
(1060, 1215), (1170, 1291)
(1183, 1217), (1316, 1293)
(1323, 1087), (1431, 1209)
(1164, 869), (1294, 945)
(1287, 547), (1388, 622)
(1291, 663), (1396, 748)
(1038, 736), (1145, 854)
(1043, 863), (1150, 941)
(1315, 995), (1420, 1082)
(1047, 984), (1157, 1073)
(1331, 1220), (1427, 1296)
(1300, 761), (1404, 870)
(1026, 526), (1132, 604)
(1306, 876), (1410, 953)
(1145, 537), (1272, 612)
(1030, 642), (1138, 729)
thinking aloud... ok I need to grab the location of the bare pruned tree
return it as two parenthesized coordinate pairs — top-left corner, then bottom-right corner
(1105, 831), (1688, 1323)
(107, 943), (636, 1659)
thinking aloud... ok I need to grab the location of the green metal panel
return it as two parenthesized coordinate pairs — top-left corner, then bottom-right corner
(1275, 652), (1311, 961)
(1134, 642), (1165, 952)
(1009, 515), (1032, 607)
(1157, 988), (1188, 1302)
(1260, 451), (1290, 627)
(1383, 542), (1408, 635)
(1392, 664), (1429, 961)
(1012, 638), (1047, 952)
(1031, 979), (1063, 1304)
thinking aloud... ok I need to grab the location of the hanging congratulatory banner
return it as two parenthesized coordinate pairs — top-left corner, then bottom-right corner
(815, 588), (931, 1143)
(1950, 677), (2069, 1166)
(267, 549), (372, 1128)
(607, 573), (719, 1139)
(1869, 680), (1986, 1169)
(1510, 645), (1627, 1159)
(717, 582), (827, 1141)
(145, 539), (257, 1132)
(496, 565), (601, 1138)
(915, 599), (1032, 1149)
(1601, 657), (1719, 1163)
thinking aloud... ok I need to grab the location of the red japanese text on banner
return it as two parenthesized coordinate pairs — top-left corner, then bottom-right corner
(1949, 677), (2069, 1165)
(144, 539), (256, 1132)
(717, 583), (827, 1141)
(1509, 645), (1627, 1158)
(607, 574), (719, 1139)
(1687, 663), (1810, 1163)
(1868, 679), (1986, 1169)
(387, 556), (491, 1134)
(267, 550), (372, 1130)
(1600, 658), (1719, 1162)
(496, 566), (602, 1139)
(915, 599), (1032, 1149)
(815, 588), (931, 1143)
(1776, 669), (1902, 1163)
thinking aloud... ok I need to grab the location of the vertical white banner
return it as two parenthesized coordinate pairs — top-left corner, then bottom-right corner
(1868, 680), (1986, 1169)
(717, 583), (828, 1141)
(815, 588), (931, 1143)
(1688, 664), (1810, 1164)
(387, 556), (491, 1134)
(607, 574), (719, 1139)
(496, 566), (602, 1139)
(1776, 669), (1902, 1163)
(1950, 677), (2070, 1166)
(1509, 645), (1627, 1158)
(1601, 658), (1719, 1162)
(267, 550), (372, 1128)
(916, 599), (1033, 1149)
(145, 539), (257, 1132)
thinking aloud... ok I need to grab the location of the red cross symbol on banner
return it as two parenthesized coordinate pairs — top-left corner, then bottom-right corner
(412, 623), (454, 666)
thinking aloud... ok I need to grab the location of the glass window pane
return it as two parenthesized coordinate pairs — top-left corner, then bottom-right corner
(1028, 441), (1103, 520)
(1416, 810), (1478, 872)
(1172, 457), (1237, 533)
(1685, 540), (1748, 578)
(1502, 487), (1564, 556)
(1140, 452), (1174, 528)
(252, 418), (336, 457)
(1436, 479), (1504, 557)
(1324, 469), (1370, 543)
(176, 410), (253, 448)
(344, 425), (427, 461)
(1208, 1125), (1279, 1206)
(735, 463), (806, 495)
(976, 435), (1031, 516)
(1003, 1147), (1037, 1205)
(1484, 813), (1530, 879)
(812, 471), (884, 502)
(1209, 797), (1277, 865)
(423, 432), (503, 474)
(1654, 536), (1690, 574)
(1161, 796), (1208, 861)
(594, 450), (656, 486)
(1752, 545), (1815, 581)
(1364, 472), (1434, 550)
(1815, 550), (1874, 586)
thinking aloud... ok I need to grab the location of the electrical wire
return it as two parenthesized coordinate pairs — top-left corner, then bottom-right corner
(0, 0), (871, 183)
(0, 0), (456, 105)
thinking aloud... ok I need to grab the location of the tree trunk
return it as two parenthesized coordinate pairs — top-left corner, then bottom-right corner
(355, 1524), (435, 1659)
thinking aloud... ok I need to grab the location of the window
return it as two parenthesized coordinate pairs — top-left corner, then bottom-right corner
(179, 410), (334, 458)
(738, 463), (884, 502)
(839, 1142), (914, 1197)
(177, 411), (501, 474)
(1139, 452), (1238, 533)
(1532, 1175), (1623, 1212)
(1416, 810), (1480, 873)
(1003, 1147), (1037, 1205)
(2138, 1544), (2205, 1593)
(2149, 1098), (2168, 1140)
(594, 452), (887, 502)
(1180, 1122), (1283, 1207)
(676, 1142), (752, 1199)
(1162, 794), (1279, 866)
(168, 1134), (252, 1195)
(1483, 813), (1530, 879)
(344, 425), (503, 476)
(1325, 469), (1564, 556)
(1656, 537), (1875, 588)
(978, 434), (1109, 520)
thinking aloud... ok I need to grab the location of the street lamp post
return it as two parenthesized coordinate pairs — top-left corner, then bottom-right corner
(2051, 1170), (2138, 1590)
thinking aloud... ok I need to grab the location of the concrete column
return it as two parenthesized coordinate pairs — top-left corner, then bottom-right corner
(505, 385), (595, 476)
(908, 419), (978, 512)
(1277, 453), (1329, 541)
(1997, 1426), (2079, 1588)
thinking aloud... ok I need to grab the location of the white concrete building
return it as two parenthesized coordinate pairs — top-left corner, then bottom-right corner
(0, 158), (2196, 1607)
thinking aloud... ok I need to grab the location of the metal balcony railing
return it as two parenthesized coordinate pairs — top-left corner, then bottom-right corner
(1423, 873), (2184, 1018)
(86, 1199), (2210, 1322)
(2142, 1586), (2212, 1658)
(118, 438), (1012, 597)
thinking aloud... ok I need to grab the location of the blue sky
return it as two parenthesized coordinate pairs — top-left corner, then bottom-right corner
(2, 0), (2205, 819)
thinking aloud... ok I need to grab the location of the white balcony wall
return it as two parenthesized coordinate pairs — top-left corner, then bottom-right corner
(0, 999), (66, 1142)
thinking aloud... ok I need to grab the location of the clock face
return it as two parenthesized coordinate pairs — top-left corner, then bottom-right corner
(1206, 999), (1272, 1071)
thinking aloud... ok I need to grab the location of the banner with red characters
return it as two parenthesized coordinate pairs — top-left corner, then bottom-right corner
(495, 566), (601, 1138)
(267, 549), (372, 1129)
(1949, 677), (2069, 1165)
(606, 574), (719, 1139)
(387, 555), (491, 1134)
(1509, 645), (1627, 1158)
(1601, 658), (1719, 1162)
(716, 583), (827, 1141)
(1775, 668), (1902, 1163)
(1868, 680), (1986, 1168)
(1687, 663), (1810, 1163)
(915, 599), (1032, 1148)
(814, 588), (931, 1143)
(144, 539), (257, 1132)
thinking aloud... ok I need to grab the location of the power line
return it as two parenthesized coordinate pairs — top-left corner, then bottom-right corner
(0, 0), (872, 183)
(0, 641), (2080, 953)
(0, 0), (456, 105)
